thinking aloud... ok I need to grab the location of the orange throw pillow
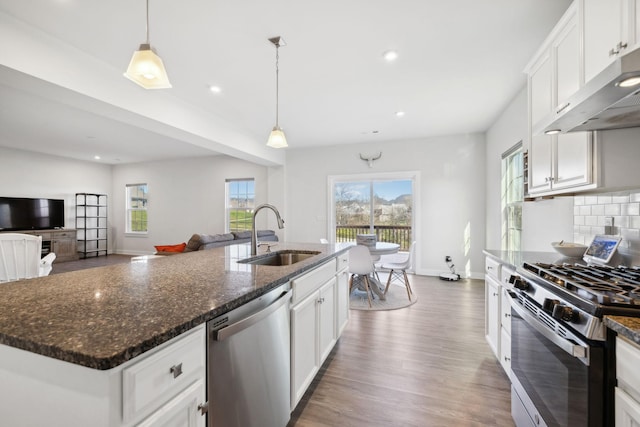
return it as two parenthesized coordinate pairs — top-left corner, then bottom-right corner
(154, 242), (187, 253)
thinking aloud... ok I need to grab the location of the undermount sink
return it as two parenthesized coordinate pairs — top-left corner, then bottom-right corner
(238, 250), (321, 266)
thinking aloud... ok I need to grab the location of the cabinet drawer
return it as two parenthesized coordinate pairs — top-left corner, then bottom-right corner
(292, 260), (337, 304)
(31, 232), (52, 240)
(53, 231), (75, 239)
(485, 257), (501, 281)
(617, 336), (640, 401)
(336, 252), (349, 271)
(123, 326), (206, 423)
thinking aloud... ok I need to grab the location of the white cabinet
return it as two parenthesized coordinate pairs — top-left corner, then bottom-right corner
(0, 324), (207, 427)
(583, 0), (628, 84)
(484, 257), (502, 359)
(290, 256), (348, 410)
(137, 380), (205, 427)
(526, 2), (595, 197)
(616, 336), (640, 427)
(485, 256), (513, 379)
(123, 326), (206, 424)
(335, 251), (350, 337)
(499, 267), (514, 379)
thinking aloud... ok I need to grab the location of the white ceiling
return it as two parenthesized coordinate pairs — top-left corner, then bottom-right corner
(0, 0), (572, 165)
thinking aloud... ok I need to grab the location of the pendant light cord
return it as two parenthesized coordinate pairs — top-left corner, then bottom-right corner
(145, 0), (150, 44)
(275, 45), (280, 127)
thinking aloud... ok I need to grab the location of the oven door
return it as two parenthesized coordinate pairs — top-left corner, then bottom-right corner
(510, 293), (604, 427)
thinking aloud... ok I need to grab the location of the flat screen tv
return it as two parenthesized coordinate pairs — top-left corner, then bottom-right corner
(0, 197), (65, 231)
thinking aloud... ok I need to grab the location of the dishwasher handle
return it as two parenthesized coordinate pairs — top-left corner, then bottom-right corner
(213, 289), (292, 341)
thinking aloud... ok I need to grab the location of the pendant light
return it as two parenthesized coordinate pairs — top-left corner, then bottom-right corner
(267, 36), (288, 148)
(124, 0), (172, 89)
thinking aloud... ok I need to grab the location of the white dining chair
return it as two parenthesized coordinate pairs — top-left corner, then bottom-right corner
(348, 245), (375, 307)
(381, 241), (416, 301)
(0, 233), (56, 283)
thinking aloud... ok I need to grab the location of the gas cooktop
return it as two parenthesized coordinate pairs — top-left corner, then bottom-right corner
(523, 262), (640, 307)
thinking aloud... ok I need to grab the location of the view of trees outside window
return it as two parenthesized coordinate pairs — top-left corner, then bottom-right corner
(334, 179), (413, 250)
(126, 183), (148, 233)
(501, 144), (523, 251)
(227, 179), (255, 232)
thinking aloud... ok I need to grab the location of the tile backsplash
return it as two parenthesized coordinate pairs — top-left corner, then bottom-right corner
(574, 190), (640, 264)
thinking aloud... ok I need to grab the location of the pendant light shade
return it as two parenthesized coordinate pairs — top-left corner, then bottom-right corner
(124, 0), (171, 89)
(267, 36), (288, 148)
(267, 126), (288, 148)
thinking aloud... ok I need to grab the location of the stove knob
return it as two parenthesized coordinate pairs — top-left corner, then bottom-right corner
(552, 304), (579, 323)
(509, 275), (529, 290)
(543, 298), (560, 312)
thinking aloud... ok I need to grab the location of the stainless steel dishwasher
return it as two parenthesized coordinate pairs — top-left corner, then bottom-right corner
(207, 284), (292, 427)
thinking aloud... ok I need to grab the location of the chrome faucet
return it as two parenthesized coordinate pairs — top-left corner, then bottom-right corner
(251, 204), (285, 255)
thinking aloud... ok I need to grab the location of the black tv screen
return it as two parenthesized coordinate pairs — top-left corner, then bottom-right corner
(0, 197), (65, 231)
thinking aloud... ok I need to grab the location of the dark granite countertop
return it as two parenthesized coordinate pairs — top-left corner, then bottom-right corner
(483, 249), (583, 270)
(605, 316), (640, 346)
(0, 242), (348, 370)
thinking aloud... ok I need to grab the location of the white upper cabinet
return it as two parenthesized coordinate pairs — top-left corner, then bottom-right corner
(583, 0), (627, 83)
(526, 2), (595, 196)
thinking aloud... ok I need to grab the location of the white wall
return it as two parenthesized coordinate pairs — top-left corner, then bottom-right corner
(285, 134), (487, 278)
(0, 146), (112, 238)
(485, 86), (574, 252)
(111, 155), (271, 255)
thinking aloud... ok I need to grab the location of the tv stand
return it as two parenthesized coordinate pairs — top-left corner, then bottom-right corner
(3, 229), (79, 262)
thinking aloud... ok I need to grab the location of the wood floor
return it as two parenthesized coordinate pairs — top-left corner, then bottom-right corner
(289, 274), (514, 427)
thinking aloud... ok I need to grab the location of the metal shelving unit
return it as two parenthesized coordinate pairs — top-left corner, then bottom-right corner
(75, 193), (108, 258)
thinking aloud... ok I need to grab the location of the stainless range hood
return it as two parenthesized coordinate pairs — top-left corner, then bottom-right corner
(535, 47), (640, 135)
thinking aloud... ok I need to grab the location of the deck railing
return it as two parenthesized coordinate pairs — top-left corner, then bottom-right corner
(335, 225), (412, 251)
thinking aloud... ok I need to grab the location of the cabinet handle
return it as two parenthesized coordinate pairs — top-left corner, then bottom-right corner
(197, 402), (209, 416)
(493, 292), (498, 297)
(556, 102), (570, 114)
(609, 47), (619, 57)
(169, 363), (183, 378)
(487, 266), (493, 270)
(617, 41), (628, 51)
(504, 356), (511, 362)
(504, 313), (511, 318)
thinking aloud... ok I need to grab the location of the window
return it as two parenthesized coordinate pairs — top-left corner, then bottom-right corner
(126, 184), (148, 233)
(226, 179), (255, 232)
(501, 143), (523, 251)
(330, 174), (416, 250)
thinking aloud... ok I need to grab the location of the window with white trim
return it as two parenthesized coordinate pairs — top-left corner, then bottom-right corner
(501, 143), (523, 251)
(126, 183), (148, 233)
(226, 178), (255, 232)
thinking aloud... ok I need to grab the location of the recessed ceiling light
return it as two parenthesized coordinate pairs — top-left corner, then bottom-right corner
(209, 85), (221, 93)
(383, 50), (398, 62)
(94, 155), (101, 160)
(545, 129), (562, 135)
(395, 111), (405, 117)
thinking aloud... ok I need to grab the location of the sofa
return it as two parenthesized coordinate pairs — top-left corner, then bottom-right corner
(155, 230), (278, 255)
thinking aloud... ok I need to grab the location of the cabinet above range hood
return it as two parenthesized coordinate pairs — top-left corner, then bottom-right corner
(535, 47), (640, 135)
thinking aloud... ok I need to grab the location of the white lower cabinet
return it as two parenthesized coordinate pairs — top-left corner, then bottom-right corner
(616, 336), (640, 427)
(485, 275), (501, 358)
(0, 324), (207, 427)
(137, 380), (205, 427)
(291, 277), (337, 409)
(485, 255), (513, 379)
(335, 251), (350, 337)
(290, 255), (350, 411)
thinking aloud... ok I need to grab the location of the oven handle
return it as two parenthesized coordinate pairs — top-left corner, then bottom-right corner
(510, 296), (589, 364)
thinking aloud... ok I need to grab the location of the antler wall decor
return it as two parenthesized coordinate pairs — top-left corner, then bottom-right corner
(359, 152), (382, 168)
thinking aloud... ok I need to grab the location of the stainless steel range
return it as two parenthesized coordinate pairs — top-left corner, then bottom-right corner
(508, 262), (640, 427)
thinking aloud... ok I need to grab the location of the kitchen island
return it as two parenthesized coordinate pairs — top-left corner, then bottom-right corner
(0, 242), (350, 426)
